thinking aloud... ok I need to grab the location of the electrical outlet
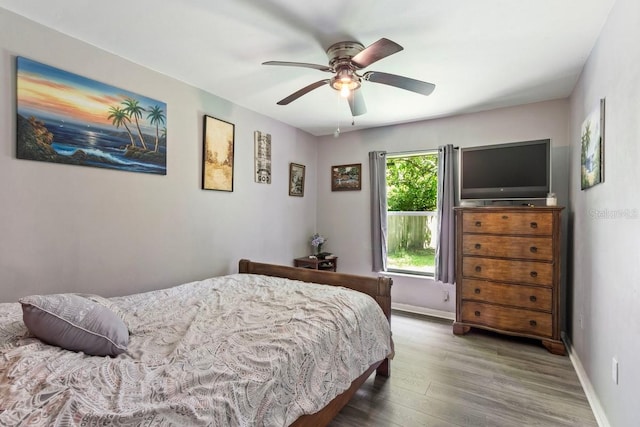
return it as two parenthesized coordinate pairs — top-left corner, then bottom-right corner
(612, 358), (619, 385)
(579, 314), (584, 329)
(443, 290), (449, 302)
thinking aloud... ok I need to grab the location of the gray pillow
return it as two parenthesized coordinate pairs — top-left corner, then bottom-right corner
(78, 293), (130, 326)
(20, 293), (128, 356)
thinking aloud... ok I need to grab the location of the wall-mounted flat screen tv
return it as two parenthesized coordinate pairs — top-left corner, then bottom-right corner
(460, 139), (550, 200)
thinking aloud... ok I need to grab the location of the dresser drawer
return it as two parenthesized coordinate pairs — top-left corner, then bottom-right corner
(461, 278), (552, 311)
(462, 211), (552, 235)
(461, 301), (553, 338)
(462, 234), (553, 261)
(462, 257), (553, 286)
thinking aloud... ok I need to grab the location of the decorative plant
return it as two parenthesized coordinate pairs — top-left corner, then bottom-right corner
(310, 233), (327, 254)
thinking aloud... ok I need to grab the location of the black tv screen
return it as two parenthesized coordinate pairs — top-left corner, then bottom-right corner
(460, 139), (550, 200)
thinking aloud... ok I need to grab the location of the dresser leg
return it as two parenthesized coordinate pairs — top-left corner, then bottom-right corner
(452, 322), (470, 335)
(541, 339), (566, 355)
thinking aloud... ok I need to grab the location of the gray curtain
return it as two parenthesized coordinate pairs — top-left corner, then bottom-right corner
(435, 144), (456, 284)
(369, 151), (387, 272)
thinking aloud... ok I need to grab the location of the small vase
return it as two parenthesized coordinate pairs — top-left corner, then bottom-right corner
(316, 244), (323, 255)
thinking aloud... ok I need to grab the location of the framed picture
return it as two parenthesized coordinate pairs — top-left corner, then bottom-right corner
(202, 115), (234, 191)
(254, 131), (272, 184)
(289, 163), (305, 197)
(580, 98), (605, 190)
(331, 163), (362, 191)
(16, 57), (167, 175)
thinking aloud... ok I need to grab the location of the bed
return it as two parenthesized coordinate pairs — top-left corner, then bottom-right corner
(0, 259), (393, 426)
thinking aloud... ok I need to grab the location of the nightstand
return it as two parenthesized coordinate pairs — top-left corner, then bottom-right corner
(294, 256), (338, 272)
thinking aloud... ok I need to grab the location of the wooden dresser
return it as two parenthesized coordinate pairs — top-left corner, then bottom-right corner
(453, 206), (565, 355)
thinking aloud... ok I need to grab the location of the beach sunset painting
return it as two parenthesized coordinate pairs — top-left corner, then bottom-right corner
(16, 57), (167, 175)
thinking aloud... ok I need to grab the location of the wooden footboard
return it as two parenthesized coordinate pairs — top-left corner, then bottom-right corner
(238, 259), (392, 426)
(238, 259), (392, 323)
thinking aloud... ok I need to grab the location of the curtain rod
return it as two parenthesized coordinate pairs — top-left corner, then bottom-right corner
(387, 146), (459, 156)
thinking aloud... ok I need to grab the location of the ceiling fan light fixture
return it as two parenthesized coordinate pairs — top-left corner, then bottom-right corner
(331, 67), (361, 97)
(339, 84), (351, 98)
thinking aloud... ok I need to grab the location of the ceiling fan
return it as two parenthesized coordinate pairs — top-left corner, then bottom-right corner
(263, 38), (436, 117)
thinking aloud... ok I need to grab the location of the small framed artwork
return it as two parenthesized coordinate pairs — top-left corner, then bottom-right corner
(254, 131), (272, 184)
(289, 163), (305, 197)
(331, 163), (362, 191)
(203, 115), (234, 191)
(580, 98), (605, 190)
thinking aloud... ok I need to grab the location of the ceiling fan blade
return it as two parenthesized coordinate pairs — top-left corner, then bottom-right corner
(347, 90), (367, 116)
(277, 79), (331, 105)
(263, 61), (332, 72)
(351, 38), (403, 69)
(364, 71), (435, 96)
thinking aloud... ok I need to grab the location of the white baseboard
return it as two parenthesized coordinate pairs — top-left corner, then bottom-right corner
(562, 333), (611, 427)
(392, 303), (455, 321)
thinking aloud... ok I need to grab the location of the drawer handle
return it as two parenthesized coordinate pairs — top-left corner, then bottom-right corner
(474, 311), (481, 317)
(475, 266), (482, 273)
(474, 288), (481, 294)
(530, 222), (538, 229)
(530, 246), (538, 253)
(502, 215), (509, 220)
(474, 243), (482, 249)
(475, 221), (482, 227)
(529, 320), (537, 327)
(530, 295), (537, 302)
(530, 271), (538, 278)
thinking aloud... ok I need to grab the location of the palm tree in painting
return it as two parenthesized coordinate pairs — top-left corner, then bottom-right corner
(161, 127), (167, 149)
(147, 105), (165, 152)
(107, 105), (137, 148)
(122, 97), (148, 150)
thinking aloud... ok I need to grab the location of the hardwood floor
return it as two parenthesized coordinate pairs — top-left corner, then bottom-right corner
(329, 311), (597, 427)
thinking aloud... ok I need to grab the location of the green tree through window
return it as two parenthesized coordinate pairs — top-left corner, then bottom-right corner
(386, 153), (439, 274)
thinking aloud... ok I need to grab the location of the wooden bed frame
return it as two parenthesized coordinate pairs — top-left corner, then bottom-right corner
(238, 259), (393, 427)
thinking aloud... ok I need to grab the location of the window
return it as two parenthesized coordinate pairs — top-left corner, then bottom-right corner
(386, 152), (439, 275)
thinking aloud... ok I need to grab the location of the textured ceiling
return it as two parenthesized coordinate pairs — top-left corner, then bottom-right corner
(0, 0), (615, 136)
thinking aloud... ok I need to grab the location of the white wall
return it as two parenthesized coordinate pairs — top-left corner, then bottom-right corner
(0, 9), (319, 302)
(568, 0), (640, 425)
(315, 99), (570, 313)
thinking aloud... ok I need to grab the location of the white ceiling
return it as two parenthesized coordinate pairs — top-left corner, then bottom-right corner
(0, 0), (615, 136)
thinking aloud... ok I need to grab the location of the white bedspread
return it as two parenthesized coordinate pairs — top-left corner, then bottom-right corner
(0, 274), (391, 426)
